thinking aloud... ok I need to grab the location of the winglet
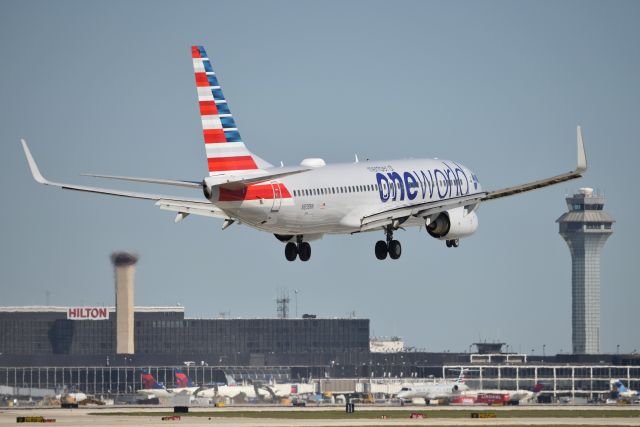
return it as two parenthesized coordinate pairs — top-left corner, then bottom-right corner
(20, 139), (49, 185)
(576, 126), (587, 174)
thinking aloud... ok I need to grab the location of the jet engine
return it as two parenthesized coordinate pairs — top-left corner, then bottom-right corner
(202, 179), (219, 201)
(426, 207), (478, 240)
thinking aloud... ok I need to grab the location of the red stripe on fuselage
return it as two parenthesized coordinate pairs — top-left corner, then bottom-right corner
(203, 129), (226, 143)
(219, 183), (291, 201)
(208, 155), (258, 172)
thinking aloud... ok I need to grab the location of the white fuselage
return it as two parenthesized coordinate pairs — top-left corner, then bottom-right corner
(212, 158), (482, 236)
(397, 382), (468, 401)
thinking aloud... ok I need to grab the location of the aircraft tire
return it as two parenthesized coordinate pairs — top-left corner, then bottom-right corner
(285, 242), (298, 261)
(375, 241), (388, 260)
(298, 242), (311, 261)
(388, 240), (402, 259)
(452, 239), (459, 248)
(445, 240), (452, 248)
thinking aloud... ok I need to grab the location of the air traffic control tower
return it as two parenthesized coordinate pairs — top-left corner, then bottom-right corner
(557, 188), (614, 354)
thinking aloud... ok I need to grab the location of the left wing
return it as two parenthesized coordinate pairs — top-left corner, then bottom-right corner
(21, 139), (229, 221)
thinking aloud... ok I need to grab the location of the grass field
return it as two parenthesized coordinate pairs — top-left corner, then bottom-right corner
(93, 408), (640, 419)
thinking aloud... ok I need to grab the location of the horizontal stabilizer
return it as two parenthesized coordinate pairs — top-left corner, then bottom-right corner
(206, 166), (311, 189)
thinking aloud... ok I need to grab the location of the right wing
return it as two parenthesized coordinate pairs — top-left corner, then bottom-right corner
(481, 126), (587, 201)
(21, 139), (228, 221)
(358, 193), (486, 232)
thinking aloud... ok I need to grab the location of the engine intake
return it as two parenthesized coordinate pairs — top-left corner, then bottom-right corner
(426, 207), (478, 240)
(426, 213), (450, 238)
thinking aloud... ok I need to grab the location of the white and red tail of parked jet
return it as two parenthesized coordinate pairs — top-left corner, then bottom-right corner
(21, 45), (588, 261)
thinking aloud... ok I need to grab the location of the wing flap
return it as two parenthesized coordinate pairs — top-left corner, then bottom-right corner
(359, 193), (486, 231)
(155, 199), (229, 220)
(81, 173), (202, 189)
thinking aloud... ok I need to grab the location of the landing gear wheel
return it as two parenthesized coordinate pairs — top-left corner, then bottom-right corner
(446, 240), (452, 248)
(452, 239), (459, 248)
(375, 240), (388, 260)
(388, 240), (402, 260)
(298, 242), (311, 261)
(285, 242), (298, 261)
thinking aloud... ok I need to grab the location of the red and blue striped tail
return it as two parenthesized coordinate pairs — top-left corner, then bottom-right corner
(192, 45), (259, 175)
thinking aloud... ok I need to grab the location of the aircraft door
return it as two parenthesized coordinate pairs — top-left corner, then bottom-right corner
(271, 183), (282, 212)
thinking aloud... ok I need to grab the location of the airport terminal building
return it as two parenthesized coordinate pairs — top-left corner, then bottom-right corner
(0, 306), (369, 367)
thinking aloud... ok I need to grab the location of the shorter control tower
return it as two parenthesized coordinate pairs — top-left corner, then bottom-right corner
(557, 188), (614, 354)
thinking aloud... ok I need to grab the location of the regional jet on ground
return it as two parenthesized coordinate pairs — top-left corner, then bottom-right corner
(21, 45), (587, 261)
(397, 371), (469, 404)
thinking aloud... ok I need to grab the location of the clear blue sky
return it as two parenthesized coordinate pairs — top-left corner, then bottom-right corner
(1, 0), (638, 354)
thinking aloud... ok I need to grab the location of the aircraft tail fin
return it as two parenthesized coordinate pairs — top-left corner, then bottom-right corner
(225, 374), (237, 386)
(141, 370), (165, 390)
(191, 45), (271, 175)
(175, 369), (194, 388)
(456, 368), (467, 384)
(612, 379), (628, 392)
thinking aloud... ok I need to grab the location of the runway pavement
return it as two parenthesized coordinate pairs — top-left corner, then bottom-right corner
(1, 406), (639, 426)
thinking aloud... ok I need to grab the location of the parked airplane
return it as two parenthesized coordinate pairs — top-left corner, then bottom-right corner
(195, 381), (269, 401)
(397, 371), (469, 404)
(458, 383), (544, 405)
(137, 370), (172, 399)
(137, 370), (199, 399)
(20, 45), (588, 261)
(607, 379), (639, 403)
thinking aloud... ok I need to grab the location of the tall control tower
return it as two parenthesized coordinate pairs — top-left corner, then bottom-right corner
(557, 188), (614, 354)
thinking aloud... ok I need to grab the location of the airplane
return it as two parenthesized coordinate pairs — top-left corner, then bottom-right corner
(607, 379), (639, 404)
(461, 383), (544, 405)
(19, 45), (588, 262)
(397, 371), (469, 404)
(137, 370), (199, 399)
(195, 381), (269, 401)
(137, 370), (173, 399)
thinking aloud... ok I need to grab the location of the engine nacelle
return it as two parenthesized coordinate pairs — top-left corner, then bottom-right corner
(426, 207), (478, 240)
(452, 384), (459, 392)
(202, 179), (219, 201)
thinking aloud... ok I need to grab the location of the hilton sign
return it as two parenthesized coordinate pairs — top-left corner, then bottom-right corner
(67, 307), (109, 320)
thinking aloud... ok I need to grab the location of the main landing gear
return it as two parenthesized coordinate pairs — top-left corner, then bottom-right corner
(445, 239), (459, 248)
(285, 241), (311, 262)
(375, 227), (402, 260)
